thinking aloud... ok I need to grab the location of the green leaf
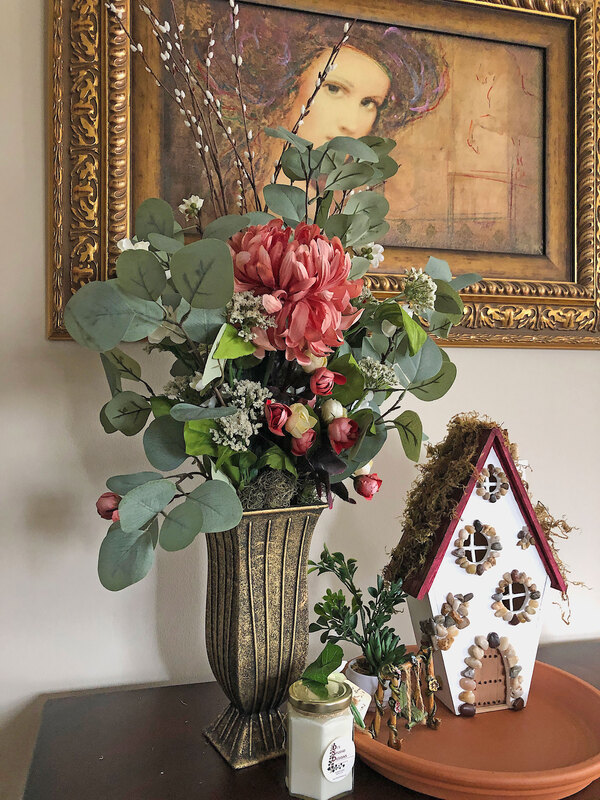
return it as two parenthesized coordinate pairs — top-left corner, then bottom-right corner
(450, 272), (481, 291)
(433, 280), (464, 321)
(213, 324), (256, 359)
(263, 184), (306, 223)
(409, 350), (457, 401)
(359, 136), (396, 157)
(102, 347), (142, 384)
(181, 306), (226, 344)
(244, 212), (276, 225)
(170, 239), (234, 309)
(314, 192), (334, 228)
(257, 445), (298, 477)
(98, 524), (155, 591)
(64, 280), (134, 352)
(190, 480), (243, 532)
(135, 198), (175, 240)
(150, 395), (176, 418)
(327, 353), (364, 405)
(118, 479), (177, 533)
(351, 220), (389, 249)
(99, 403), (118, 433)
(106, 471), (163, 495)
(394, 336), (443, 387)
(369, 155), (398, 182)
(118, 291), (165, 342)
(331, 422), (387, 484)
(184, 419), (219, 457)
(104, 391), (151, 436)
(147, 232), (184, 253)
(394, 410), (423, 462)
(349, 256), (371, 280)
(99, 353), (122, 397)
(116, 249), (167, 301)
(344, 190), (389, 219)
(425, 256), (452, 282)
(325, 136), (379, 163)
(400, 308), (427, 356)
(203, 214), (251, 241)
(324, 162), (375, 192)
(264, 126), (312, 152)
(159, 496), (205, 551)
(143, 415), (188, 470)
(301, 643), (344, 685)
(169, 404), (237, 421)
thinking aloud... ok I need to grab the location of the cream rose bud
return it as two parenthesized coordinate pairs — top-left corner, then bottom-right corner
(116, 237), (150, 252)
(353, 461), (373, 476)
(285, 403), (318, 439)
(320, 398), (346, 424)
(300, 353), (328, 374)
(381, 320), (397, 338)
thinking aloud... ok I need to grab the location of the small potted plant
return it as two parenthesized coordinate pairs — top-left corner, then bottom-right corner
(308, 545), (407, 705)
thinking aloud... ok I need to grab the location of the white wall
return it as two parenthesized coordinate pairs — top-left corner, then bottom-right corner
(1, 1), (598, 797)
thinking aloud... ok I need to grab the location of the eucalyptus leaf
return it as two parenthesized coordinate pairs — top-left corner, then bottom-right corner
(314, 192), (334, 228)
(104, 391), (151, 436)
(264, 126), (312, 152)
(369, 155), (398, 182)
(359, 136), (396, 157)
(100, 353), (122, 397)
(106, 471), (163, 495)
(159, 496), (205, 551)
(119, 291), (165, 342)
(349, 256), (371, 280)
(118, 479), (177, 533)
(99, 403), (118, 434)
(331, 423), (387, 484)
(169, 404), (237, 422)
(143, 415), (188, 470)
(191, 480), (243, 532)
(425, 256), (452, 282)
(433, 280), (464, 321)
(394, 336), (443, 387)
(98, 524), (155, 591)
(344, 190), (389, 219)
(64, 280), (134, 352)
(203, 214), (251, 241)
(102, 347), (142, 383)
(170, 239), (234, 309)
(263, 184), (306, 223)
(135, 197), (175, 240)
(181, 307), (226, 344)
(394, 410), (423, 462)
(147, 232), (184, 253)
(450, 272), (481, 291)
(325, 136), (378, 163)
(245, 211), (276, 225)
(351, 220), (390, 249)
(116, 249), (167, 301)
(324, 162), (375, 192)
(408, 350), (457, 401)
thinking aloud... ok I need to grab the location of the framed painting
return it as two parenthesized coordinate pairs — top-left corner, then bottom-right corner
(48, 0), (600, 347)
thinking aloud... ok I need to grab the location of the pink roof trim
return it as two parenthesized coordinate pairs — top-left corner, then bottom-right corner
(411, 427), (566, 599)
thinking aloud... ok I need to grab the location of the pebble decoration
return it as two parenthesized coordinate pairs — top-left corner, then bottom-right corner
(516, 525), (535, 550)
(491, 570), (540, 625)
(475, 463), (509, 503)
(458, 631), (525, 715)
(453, 520), (501, 575)
(419, 592), (472, 651)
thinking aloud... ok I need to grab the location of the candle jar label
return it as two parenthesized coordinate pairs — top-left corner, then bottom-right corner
(321, 736), (355, 782)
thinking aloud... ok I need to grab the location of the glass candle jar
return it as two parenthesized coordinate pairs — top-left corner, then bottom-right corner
(286, 679), (355, 800)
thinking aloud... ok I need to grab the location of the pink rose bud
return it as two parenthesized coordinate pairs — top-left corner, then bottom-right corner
(328, 417), (360, 455)
(291, 428), (316, 456)
(354, 473), (382, 500)
(309, 367), (346, 397)
(265, 399), (291, 436)
(96, 491), (121, 520)
(112, 509), (120, 522)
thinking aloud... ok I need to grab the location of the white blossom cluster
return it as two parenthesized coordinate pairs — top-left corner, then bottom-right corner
(178, 195), (204, 219)
(358, 242), (385, 269)
(356, 285), (376, 305)
(211, 410), (256, 452)
(404, 268), (437, 315)
(163, 375), (192, 397)
(358, 357), (401, 390)
(226, 291), (276, 342)
(220, 380), (272, 421)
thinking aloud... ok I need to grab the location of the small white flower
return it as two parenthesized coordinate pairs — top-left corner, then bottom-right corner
(178, 23), (184, 31)
(343, 21), (350, 33)
(354, 461), (373, 477)
(137, 43), (143, 52)
(234, 19), (239, 29)
(141, 5), (151, 15)
(178, 194), (204, 218)
(359, 242), (385, 269)
(206, 90), (213, 101)
(116, 237), (150, 252)
(237, 55), (242, 66)
(321, 399), (347, 425)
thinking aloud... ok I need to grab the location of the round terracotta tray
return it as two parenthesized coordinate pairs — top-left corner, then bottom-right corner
(355, 660), (600, 800)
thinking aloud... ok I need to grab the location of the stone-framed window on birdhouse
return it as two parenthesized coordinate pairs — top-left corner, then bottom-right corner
(453, 520), (502, 575)
(502, 582), (527, 612)
(476, 464), (509, 502)
(491, 570), (541, 624)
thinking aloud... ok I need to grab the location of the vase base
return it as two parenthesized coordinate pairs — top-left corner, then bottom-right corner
(204, 703), (286, 769)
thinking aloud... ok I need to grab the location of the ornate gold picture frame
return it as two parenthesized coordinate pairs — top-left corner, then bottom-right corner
(48, 0), (600, 347)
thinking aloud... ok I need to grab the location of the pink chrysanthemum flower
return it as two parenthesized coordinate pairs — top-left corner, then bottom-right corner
(229, 220), (363, 364)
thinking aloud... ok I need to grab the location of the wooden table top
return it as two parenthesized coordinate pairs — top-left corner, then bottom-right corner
(23, 641), (600, 800)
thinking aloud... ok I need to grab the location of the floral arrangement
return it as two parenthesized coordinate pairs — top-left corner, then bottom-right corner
(65, 1), (479, 591)
(309, 546), (407, 677)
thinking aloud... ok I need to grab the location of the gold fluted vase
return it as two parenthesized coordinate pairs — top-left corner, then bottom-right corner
(203, 504), (326, 769)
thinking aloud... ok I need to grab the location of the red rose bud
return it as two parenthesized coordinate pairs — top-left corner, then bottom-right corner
(354, 473), (382, 500)
(96, 491), (121, 520)
(265, 399), (291, 436)
(309, 367), (346, 397)
(328, 417), (359, 455)
(291, 428), (316, 456)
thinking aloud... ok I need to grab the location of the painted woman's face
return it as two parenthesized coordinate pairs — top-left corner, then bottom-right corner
(288, 47), (391, 146)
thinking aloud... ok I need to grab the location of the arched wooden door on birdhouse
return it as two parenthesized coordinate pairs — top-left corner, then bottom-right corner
(472, 646), (507, 708)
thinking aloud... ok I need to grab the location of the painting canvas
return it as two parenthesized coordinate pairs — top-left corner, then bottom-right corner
(149, 0), (544, 263)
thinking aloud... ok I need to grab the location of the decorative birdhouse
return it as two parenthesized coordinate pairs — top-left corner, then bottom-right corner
(385, 419), (566, 717)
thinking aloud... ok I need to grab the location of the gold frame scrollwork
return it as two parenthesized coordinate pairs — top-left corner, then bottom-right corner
(48, 0), (600, 347)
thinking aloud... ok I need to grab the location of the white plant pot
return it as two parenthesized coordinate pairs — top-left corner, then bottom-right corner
(345, 657), (391, 712)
